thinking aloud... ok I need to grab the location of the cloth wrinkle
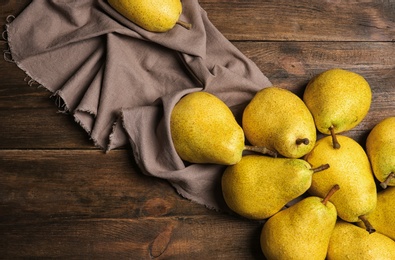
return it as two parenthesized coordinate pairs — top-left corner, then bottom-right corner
(5, 0), (272, 211)
(75, 64), (105, 119)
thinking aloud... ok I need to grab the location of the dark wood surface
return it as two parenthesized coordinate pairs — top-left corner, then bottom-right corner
(1, 1), (394, 259)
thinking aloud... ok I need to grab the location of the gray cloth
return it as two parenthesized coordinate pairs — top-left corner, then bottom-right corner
(5, 0), (271, 210)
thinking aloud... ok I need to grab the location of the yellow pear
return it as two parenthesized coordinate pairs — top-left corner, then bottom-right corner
(327, 220), (395, 260)
(303, 68), (371, 148)
(261, 185), (339, 260)
(221, 155), (329, 220)
(170, 92), (275, 165)
(304, 135), (377, 233)
(366, 117), (395, 188)
(358, 187), (395, 240)
(108, 0), (191, 32)
(242, 86), (316, 158)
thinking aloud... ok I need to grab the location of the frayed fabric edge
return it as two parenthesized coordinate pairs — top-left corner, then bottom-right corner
(3, 14), (109, 152)
(74, 114), (107, 151)
(54, 90), (109, 151)
(3, 15), (49, 92)
(55, 90), (111, 151)
(2, 16), (16, 63)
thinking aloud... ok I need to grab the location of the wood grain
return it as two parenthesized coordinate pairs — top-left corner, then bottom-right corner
(200, 0), (395, 41)
(1, 0), (395, 259)
(0, 150), (264, 259)
(2, 42), (394, 148)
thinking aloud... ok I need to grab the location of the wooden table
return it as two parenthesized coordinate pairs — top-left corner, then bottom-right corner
(1, 1), (394, 259)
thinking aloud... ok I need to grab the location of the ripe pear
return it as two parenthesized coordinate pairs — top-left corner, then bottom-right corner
(221, 154), (329, 220)
(303, 68), (371, 149)
(170, 92), (275, 165)
(366, 117), (395, 189)
(108, 0), (192, 32)
(304, 135), (377, 233)
(358, 187), (395, 240)
(327, 220), (395, 260)
(260, 185), (339, 260)
(242, 86), (317, 158)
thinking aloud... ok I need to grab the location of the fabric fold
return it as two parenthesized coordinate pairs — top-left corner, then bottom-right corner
(5, 0), (272, 211)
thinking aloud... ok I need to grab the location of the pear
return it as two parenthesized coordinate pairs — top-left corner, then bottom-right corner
(170, 92), (275, 165)
(327, 220), (395, 260)
(358, 187), (395, 240)
(221, 154), (329, 220)
(108, 0), (192, 32)
(304, 135), (377, 233)
(242, 86), (317, 158)
(260, 185), (339, 260)
(303, 68), (371, 149)
(366, 117), (395, 189)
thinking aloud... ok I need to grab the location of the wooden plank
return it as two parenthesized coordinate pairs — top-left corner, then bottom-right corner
(0, 108), (94, 149)
(0, 150), (212, 221)
(0, 149), (264, 259)
(2, 1), (395, 42)
(200, 0), (395, 41)
(0, 216), (264, 259)
(237, 42), (395, 84)
(0, 104), (387, 149)
(0, 58), (31, 87)
(3, 41), (395, 110)
(1, 42), (394, 148)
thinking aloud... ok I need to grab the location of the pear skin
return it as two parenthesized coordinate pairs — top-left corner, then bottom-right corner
(304, 135), (377, 232)
(108, 0), (191, 32)
(327, 220), (395, 260)
(260, 185), (339, 260)
(303, 68), (371, 135)
(242, 86), (316, 158)
(221, 155), (329, 220)
(170, 91), (245, 165)
(358, 187), (395, 240)
(366, 117), (395, 188)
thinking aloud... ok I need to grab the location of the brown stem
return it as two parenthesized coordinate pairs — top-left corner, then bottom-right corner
(311, 164), (330, 173)
(329, 126), (341, 149)
(296, 138), (310, 145)
(359, 215), (376, 234)
(321, 184), (340, 206)
(244, 145), (277, 158)
(176, 20), (192, 30)
(380, 172), (395, 189)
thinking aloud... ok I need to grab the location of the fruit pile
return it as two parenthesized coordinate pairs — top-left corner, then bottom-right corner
(104, 3), (394, 256)
(170, 68), (395, 259)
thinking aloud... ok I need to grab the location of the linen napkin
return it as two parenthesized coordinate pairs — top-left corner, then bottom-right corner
(5, 0), (271, 211)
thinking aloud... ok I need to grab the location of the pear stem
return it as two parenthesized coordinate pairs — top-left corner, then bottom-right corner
(176, 20), (192, 30)
(359, 215), (376, 234)
(321, 184), (340, 206)
(329, 126), (341, 149)
(244, 145), (277, 158)
(311, 163), (330, 173)
(380, 172), (395, 189)
(296, 138), (310, 145)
